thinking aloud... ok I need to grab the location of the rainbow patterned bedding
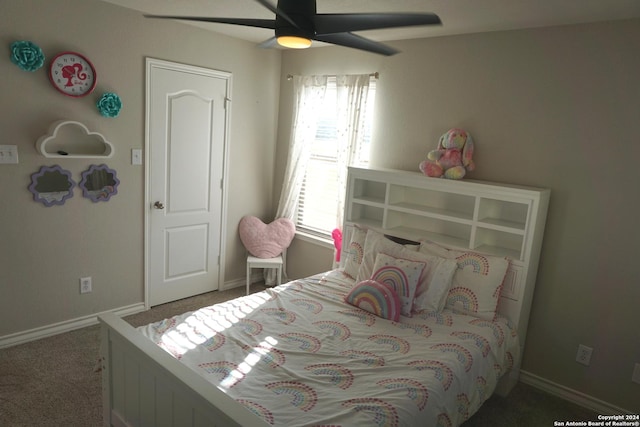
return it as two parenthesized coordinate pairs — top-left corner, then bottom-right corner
(138, 270), (519, 427)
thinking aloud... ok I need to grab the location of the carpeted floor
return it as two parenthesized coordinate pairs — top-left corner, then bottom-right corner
(0, 283), (598, 427)
(0, 324), (102, 426)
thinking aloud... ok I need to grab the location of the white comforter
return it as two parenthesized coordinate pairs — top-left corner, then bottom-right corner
(139, 270), (518, 427)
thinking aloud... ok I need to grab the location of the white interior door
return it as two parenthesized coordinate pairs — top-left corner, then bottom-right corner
(146, 58), (230, 307)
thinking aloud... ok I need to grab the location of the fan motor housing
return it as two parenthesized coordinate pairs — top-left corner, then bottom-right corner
(276, 0), (316, 38)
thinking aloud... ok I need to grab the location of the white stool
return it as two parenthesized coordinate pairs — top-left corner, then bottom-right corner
(246, 253), (284, 295)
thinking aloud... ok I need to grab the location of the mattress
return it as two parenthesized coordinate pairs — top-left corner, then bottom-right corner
(139, 270), (519, 427)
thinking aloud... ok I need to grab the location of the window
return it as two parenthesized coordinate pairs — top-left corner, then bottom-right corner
(296, 76), (376, 238)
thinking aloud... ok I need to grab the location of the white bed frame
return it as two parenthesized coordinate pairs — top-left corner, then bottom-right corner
(100, 312), (270, 427)
(340, 167), (550, 396)
(99, 167), (549, 427)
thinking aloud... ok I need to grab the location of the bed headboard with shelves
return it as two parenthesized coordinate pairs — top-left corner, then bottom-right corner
(340, 166), (550, 387)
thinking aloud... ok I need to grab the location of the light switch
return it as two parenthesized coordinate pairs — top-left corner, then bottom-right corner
(132, 149), (143, 165)
(0, 145), (18, 164)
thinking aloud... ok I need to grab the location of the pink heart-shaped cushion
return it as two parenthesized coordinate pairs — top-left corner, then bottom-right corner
(239, 216), (295, 258)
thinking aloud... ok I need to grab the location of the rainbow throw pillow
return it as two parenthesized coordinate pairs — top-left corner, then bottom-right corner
(370, 253), (425, 317)
(345, 279), (401, 322)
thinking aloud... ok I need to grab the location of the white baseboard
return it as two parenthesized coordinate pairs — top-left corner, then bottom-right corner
(220, 276), (247, 291)
(0, 303), (146, 349)
(2, 276), (265, 349)
(220, 272), (264, 291)
(520, 370), (633, 415)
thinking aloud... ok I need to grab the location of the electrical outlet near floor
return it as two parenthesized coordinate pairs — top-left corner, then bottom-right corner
(80, 277), (92, 294)
(632, 363), (640, 385)
(576, 344), (593, 366)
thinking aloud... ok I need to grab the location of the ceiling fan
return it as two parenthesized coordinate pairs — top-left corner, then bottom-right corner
(145, 0), (441, 56)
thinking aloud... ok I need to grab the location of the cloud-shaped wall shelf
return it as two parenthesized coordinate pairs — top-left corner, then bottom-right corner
(37, 120), (114, 158)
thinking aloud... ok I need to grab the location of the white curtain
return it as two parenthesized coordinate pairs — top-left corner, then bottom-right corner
(275, 75), (329, 220)
(267, 73), (372, 285)
(333, 74), (372, 230)
(263, 76), (328, 286)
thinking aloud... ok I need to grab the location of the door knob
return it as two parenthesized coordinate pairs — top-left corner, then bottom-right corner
(153, 201), (165, 209)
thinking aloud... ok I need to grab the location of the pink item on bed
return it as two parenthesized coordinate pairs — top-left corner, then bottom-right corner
(331, 228), (342, 261)
(239, 216), (295, 258)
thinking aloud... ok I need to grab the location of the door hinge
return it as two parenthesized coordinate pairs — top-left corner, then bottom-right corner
(224, 97), (231, 109)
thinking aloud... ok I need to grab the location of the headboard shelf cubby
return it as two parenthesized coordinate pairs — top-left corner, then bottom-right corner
(344, 167), (548, 262)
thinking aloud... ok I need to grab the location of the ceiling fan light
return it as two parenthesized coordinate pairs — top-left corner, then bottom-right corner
(277, 36), (312, 49)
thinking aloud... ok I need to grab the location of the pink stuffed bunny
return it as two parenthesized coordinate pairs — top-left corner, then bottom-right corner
(419, 128), (475, 179)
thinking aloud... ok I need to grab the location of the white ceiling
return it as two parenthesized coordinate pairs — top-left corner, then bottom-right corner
(101, 0), (640, 47)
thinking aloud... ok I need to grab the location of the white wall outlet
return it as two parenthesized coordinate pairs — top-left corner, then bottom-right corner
(576, 344), (593, 366)
(632, 363), (640, 385)
(131, 148), (142, 165)
(80, 277), (92, 294)
(0, 145), (19, 164)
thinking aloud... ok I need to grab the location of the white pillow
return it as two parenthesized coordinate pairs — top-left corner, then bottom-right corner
(419, 241), (509, 320)
(342, 226), (367, 279)
(412, 256), (457, 313)
(370, 252), (425, 317)
(355, 229), (456, 313)
(356, 229), (427, 284)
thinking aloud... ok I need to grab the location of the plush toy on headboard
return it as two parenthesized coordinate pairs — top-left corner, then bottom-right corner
(419, 128), (475, 179)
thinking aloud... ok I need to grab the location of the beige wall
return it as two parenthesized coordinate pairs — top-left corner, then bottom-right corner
(0, 0), (281, 335)
(277, 20), (640, 411)
(2, 0), (639, 414)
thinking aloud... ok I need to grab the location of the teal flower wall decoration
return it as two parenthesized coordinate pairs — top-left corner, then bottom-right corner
(96, 92), (122, 118)
(10, 40), (45, 72)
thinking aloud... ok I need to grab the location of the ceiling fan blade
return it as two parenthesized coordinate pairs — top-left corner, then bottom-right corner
(314, 13), (441, 35)
(144, 15), (276, 30)
(257, 36), (280, 49)
(314, 32), (399, 56)
(253, 0), (300, 29)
